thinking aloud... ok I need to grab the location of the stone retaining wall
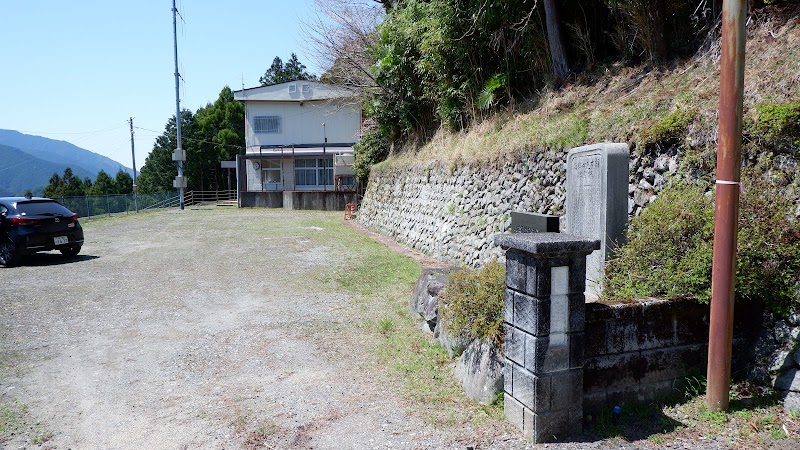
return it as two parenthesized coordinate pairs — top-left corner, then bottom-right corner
(357, 147), (680, 267)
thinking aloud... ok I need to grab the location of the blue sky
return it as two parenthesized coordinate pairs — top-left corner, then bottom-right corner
(0, 0), (324, 171)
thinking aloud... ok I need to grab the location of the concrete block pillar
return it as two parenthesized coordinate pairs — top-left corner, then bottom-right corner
(494, 233), (600, 442)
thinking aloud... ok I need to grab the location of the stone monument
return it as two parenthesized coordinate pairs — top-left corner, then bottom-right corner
(566, 143), (629, 299)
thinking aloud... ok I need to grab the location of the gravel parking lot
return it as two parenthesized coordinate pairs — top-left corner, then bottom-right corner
(1, 208), (529, 449)
(5, 207), (772, 450)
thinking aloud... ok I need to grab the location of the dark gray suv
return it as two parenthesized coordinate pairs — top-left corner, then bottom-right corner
(0, 197), (85, 267)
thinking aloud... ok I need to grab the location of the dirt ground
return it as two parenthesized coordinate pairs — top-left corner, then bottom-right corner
(7, 207), (786, 450)
(0, 208), (530, 449)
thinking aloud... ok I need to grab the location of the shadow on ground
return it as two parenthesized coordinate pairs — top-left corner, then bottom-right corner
(14, 253), (99, 267)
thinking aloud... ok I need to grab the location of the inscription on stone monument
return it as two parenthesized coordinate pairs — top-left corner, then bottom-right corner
(569, 154), (602, 252)
(566, 143), (629, 299)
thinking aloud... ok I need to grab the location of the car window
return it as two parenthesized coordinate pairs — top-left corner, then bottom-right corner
(0, 205), (7, 216)
(15, 201), (73, 216)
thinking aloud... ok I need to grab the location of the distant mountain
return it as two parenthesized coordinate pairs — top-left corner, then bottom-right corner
(0, 129), (132, 180)
(0, 144), (97, 196)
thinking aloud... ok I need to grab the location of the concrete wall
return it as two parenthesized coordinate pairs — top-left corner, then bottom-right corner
(239, 191), (356, 211)
(582, 298), (761, 414)
(283, 191), (357, 211)
(240, 192), (283, 208)
(243, 99), (360, 150)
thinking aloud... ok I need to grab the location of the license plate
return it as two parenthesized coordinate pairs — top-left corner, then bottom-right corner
(54, 236), (69, 245)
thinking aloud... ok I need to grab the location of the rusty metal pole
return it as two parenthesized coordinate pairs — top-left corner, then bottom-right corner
(707, 0), (748, 412)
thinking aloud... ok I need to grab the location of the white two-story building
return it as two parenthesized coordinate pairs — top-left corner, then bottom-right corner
(233, 81), (360, 209)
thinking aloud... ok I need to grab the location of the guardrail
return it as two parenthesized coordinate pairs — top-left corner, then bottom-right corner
(184, 190), (237, 205)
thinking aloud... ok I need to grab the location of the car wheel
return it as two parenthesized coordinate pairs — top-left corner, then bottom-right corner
(60, 246), (81, 258)
(0, 241), (20, 267)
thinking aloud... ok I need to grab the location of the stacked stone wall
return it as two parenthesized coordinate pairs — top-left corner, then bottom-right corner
(357, 147), (682, 267)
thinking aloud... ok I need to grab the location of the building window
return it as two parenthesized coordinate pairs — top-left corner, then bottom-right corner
(295, 158), (333, 187)
(301, 84), (310, 93)
(261, 160), (281, 183)
(254, 116), (281, 133)
(288, 84), (297, 93)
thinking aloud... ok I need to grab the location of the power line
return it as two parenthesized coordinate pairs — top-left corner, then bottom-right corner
(11, 122), (127, 136)
(131, 126), (245, 150)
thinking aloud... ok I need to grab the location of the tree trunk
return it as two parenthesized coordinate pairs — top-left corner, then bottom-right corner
(651, 1), (668, 63)
(542, 0), (569, 83)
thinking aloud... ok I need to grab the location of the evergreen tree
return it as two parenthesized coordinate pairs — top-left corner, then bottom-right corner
(259, 53), (317, 86)
(114, 170), (133, 194)
(139, 86), (245, 193)
(89, 170), (114, 196)
(43, 168), (86, 198)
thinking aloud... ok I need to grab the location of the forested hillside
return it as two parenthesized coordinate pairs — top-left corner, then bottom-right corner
(0, 143), (94, 196)
(0, 129), (132, 180)
(343, 0), (799, 180)
(354, 1), (800, 310)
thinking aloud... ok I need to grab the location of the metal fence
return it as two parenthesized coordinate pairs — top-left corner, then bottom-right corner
(56, 190), (238, 218)
(58, 192), (177, 218)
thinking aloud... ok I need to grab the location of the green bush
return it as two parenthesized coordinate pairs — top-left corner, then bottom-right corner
(604, 171), (800, 313)
(439, 259), (506, 347)
(603, 181), (714, 301)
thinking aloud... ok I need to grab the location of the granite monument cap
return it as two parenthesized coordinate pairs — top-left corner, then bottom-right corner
(495, 232), (600, 256)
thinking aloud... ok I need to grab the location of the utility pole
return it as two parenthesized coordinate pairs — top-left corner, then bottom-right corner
(129, 117), (139, 213)
(706, 0), (747, 412)
(172, 0), (186, 210)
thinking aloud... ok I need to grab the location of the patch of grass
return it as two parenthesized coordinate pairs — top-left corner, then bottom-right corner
(0, 352), (24, 380)
(257, 420), (279, 436)
(377, 317), (395, 335)
(0, 401), (28, 441)
(230, 415), (248, 434)
(586, 380), (799, 446)
(283, 213), (507, 429)
(698, 407), (729, 427)
(79, 208), (161, 229)
(592, 409), (622, 438)
(0, 401), (32, 443)
(30, 431), (54, 445)
(535, 112), (590, 150)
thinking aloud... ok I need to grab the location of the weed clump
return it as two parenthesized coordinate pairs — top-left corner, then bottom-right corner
(639, 108), (696, 148)
(439, 259), (505, 347)
(745, 102), (800, 155)
(604, 170), (800, 313)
